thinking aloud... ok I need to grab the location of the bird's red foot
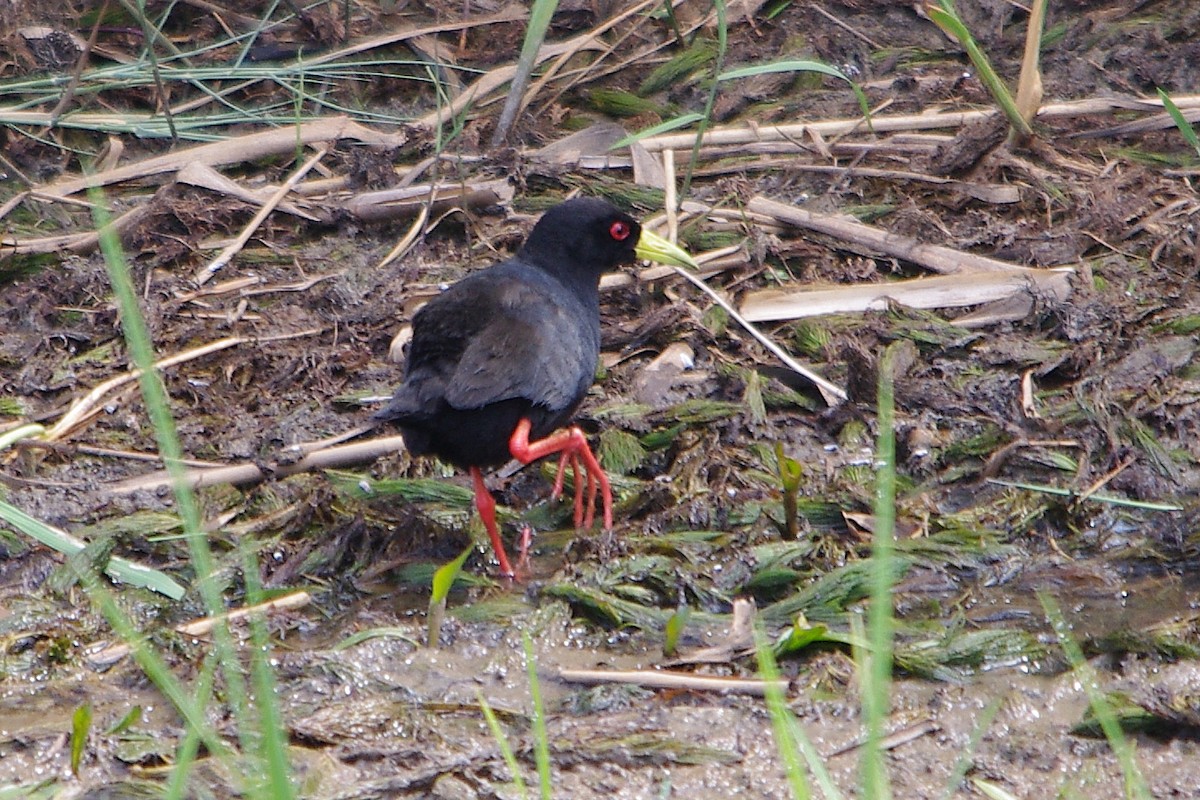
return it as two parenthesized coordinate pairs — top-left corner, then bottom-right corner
(509, 418), (613, 531)
(551, 451), (601, 529)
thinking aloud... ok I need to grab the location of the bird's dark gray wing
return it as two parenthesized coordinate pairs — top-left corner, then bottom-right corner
(374, 280), (495, 424)
(442, 276), (592, 414)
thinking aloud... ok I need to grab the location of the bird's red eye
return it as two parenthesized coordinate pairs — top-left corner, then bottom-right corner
(609, 221), (632, 241)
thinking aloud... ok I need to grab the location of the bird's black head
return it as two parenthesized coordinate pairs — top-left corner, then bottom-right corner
(517, 197), (643, 279)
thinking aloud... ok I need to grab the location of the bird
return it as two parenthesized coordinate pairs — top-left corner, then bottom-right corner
(375, 197), (698, 577)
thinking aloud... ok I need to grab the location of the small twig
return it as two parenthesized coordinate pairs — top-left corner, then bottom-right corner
(663, 148), (679, 243)
(106, 433), (407, 494)
(490, 0), (558, 146)
(637, 95), (1200, 152)
(417, 37), (606, 130)
(667, 263), (848, 406)
(694, 161), (1019, 204)
(811, 3), (883, 49)
(87, 591), (312, 666)
(530, 0), (708, 118)
(45, 329), (322, 442)
(745, 195), (1035, 275)
(739, 268), (1073, 323)
(33, 117), (406, 200)
(825, 718), (939, 758)
(16, 440), (222, 469)
(377, 203), (431, 269)
(1074, 454), (1136, 506)
(175, 162), (319, 221)
(173, 276), (262, 304)
(1021, 370), (1040, 419)
(344, 177), (513, 224)
(45, 0), (107, 127)
(558, 668), (788, 697)
(598, 251), (740, 290)
(195, 145), (330, 284)
(1014, 0), (1047, 132)
(122, 0), (179, 142)
(307, 6), (528, 67)
(1, 204), (150, 257)
(980, 438), (1081, 480)
(0, 157), (33, 190)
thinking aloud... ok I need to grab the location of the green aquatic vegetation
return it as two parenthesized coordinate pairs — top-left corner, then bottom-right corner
(639, 38), (718, 95)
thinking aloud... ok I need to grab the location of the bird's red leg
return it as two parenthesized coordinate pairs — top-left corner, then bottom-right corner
(509, 418), (613, 530)
(470, 466), (514, 578)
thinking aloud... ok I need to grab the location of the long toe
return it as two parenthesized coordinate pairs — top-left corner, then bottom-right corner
(551, 450), (571, 501)
(572, 453), (588, 529)
(598, 467), (613, 531)
(576, 439), (613, 531)
(515, 524), (534, 581)
(582, 459), (599, 530)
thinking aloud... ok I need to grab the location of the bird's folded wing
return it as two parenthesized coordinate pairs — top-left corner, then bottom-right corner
(443, 280), (589, 413)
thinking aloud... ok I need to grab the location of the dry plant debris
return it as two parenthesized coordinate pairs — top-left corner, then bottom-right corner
(2, 0), (1200, 796)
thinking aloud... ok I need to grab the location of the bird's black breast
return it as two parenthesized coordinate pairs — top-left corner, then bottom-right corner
(375, 259), (601, 469)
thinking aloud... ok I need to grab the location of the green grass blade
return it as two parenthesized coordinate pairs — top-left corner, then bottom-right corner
(1041, 594), (1152, 800)
(612, 112), (706, 149)
(718, 60), (871, 122)
(106, 706), (143, 736)
(491, 0), (558, 145)
(90, 190), (258, 786)
(70, 703), (91, 775)
(985, 479), (1182, 512)
(432, 545), (474, 602)
(240, 535), (296, 799)
(164, 653), (218, 800)
(757, 625), (845, 800)
(718, 60), (847, 82)
(859, 344), (898, 800)
(681, 0), (728, 198)
(1157, 88), (1200, 156)
(663, 606), (691, 657)
(0, 500), (185, 599)
(523, 632), (553, 800)
(429, 545), (474, 648)
(0, 423), (44, 451)
(754, 627), (812, 799)
(926, 3), (1031, 137)
(478, 691), (529, 799)
(68, 559), (233, 770)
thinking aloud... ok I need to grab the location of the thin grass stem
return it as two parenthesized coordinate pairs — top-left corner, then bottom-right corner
(1041, 595), (1152, 800)
(90, 191), (258, 786)
(523, 633), (553, 800)
(859, 345), (897, 800)
(680, 0), (727, 199)
(163, 653), (218, 800)
(754, 627), (813, 799)
(478, 692), (529, 799)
